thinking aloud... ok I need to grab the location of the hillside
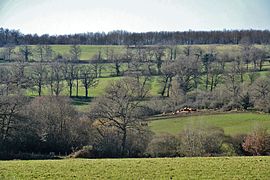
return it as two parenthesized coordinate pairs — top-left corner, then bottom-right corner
(149, 113), (270, 135)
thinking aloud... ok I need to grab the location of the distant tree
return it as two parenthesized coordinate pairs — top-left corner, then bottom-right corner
(80, 65), (98, 98)
(160, 61), (175, 97)
(3, 44), (15, 61)
(49, 61), (64, 96)
(0, 66), (13, 95)
(240, 37), (252, 71)
(153, 46), (165, 75)
(62, 57), (77, 97)
(10, 59), (29, 92)
(109, 49), (123, 76)
(18, 45), (32, 62)
(92, 49), (104, 78)
(30, 62), (47, 96)
(44, 45), (54, 61)
(74, 66), (80, 97)
(251, 77), (270, 113)
(35, 44), (45, 62)
(69, 44), (81, 61)
(201, 50), (217, 90)
(174, 56), (199, 94)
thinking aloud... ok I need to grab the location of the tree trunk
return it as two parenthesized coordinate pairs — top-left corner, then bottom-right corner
(76, 78), (79, 97)
(85, 85), (88, 98)
(210, 75), (214, 92)
(205, 72), (209, 90)
(38, 81), (42, 96)
(166, 77), (172, 97)
(69, 80), (73, 97)
(161, 77), (168, 97)
(121, 129), (127, 157)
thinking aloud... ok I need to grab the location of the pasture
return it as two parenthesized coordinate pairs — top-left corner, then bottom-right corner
(0, 156), (269, 179)
(2, 44), (269, 61)
(149, 113), (270, 135)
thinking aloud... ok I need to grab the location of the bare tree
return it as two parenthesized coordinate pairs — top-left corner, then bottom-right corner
(0, 95), (28, 150)
(28, 96), (84, 153)
(175, 56), (199, 94)
(153, 46), (165, 75)
(49, 61), (64, 96)
(251, 77), (270, 112)
(3, 44), (15, 61)
(90, 78), (149, 156)
(0, 66), (13, 95)
(35, 44), (45, 62)
(160, 61), (175, 97)
(31, 62), (48, 96)
(62, 58), (77, 97)
(44, 45), (54, 61)
(69, 44), (81, 61)
(18, 45), (32, 62)
(80, 65), (98, 98)
(201, 50), (217, 90)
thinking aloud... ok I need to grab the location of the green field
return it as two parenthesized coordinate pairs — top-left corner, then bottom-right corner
(4, 44), (269, 61)
(0, 157), (269, 179)
(149, 113), (270, 135)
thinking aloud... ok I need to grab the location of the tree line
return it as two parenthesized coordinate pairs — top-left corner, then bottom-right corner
(1, 28), (270, 46)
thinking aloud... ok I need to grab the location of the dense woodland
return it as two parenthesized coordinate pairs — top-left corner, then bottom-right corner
(0, 32), (270, 159)
(1, 28), (270, 46)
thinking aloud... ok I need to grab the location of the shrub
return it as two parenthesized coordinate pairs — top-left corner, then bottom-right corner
(220, 143), (237, 156)
(242, 127), (270, 155)
(146, 133), (180, 157)
(229, 134), (247, 155)
(179, 126), (226, 157)
(70, 146), (93, 158)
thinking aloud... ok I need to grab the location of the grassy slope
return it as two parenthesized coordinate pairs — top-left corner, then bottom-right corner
(0, 157), (269, 179)
(149, 113), (270, 135)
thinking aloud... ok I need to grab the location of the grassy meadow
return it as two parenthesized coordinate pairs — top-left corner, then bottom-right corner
(0, 156), (269, 179)
(3, 44), (269, 61)
(149, 113), (270, 135)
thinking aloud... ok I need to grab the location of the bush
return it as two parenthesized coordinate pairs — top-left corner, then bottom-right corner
(179, 126), (226, 157)
(70, 146), (93, 158)
(242, 126), (270, 155)
(229, 134), (247, 155)
(220, 143), (237, 156)
(146, 133), (180, 157)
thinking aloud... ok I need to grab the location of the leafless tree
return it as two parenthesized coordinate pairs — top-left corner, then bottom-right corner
(49, 61), (64, 96)
(90, 78), (149, 156)
(80, 65), (98, 98)
(0, 95), (28, 150)
(175, 56), (199, 94)
(152, 46), (165, 74)
(31, 62), (48, 96)
(62, 57), (77, 97)
(69, 44), (81, 61)
(3, 44), (15, 61)
(201, 49), (217, 90)
(18, 45), (32, 62)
